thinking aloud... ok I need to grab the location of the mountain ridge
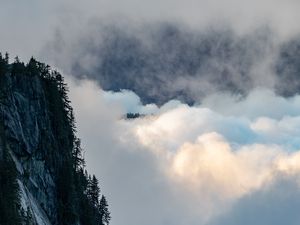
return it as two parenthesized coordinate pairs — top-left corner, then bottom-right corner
(0, 54), (110, 225)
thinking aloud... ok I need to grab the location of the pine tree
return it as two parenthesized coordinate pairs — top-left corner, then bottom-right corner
(73, 138), (85, 171)
(0, 119), (22, 225)
(12, 56), (25, 76)
(0, 53), (6, 76)
(87, 175), (100, 207)
(14, 56), (20, 63)
(27, 57), (40, 76)
(0, 154), (22, 225)
(4, 52), (9, 64)
(99, 196), (111, 225)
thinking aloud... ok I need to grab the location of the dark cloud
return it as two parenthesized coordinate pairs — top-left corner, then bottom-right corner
(275, 38), (300, 96)
(46, 23), (283, 105)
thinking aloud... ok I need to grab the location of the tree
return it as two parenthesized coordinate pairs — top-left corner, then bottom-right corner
(12, 56), (25, 75)
(73, 138), (85, 171)
(0, 53), (7, 76)
(4, 52), (9, 64)
(14, 56), (20, 63)
(87, 175), (100, 207)
(27, 57), (39, 76)
(0, 108), (22, 225)
(99, 196), (111, 225)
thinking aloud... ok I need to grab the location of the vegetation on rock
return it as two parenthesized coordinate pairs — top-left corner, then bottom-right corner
(0, 53), (110, 225)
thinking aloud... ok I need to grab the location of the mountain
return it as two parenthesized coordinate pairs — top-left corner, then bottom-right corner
(0, 54), (110, 225)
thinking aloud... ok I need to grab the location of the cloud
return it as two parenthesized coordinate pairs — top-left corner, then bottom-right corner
(20, 0), (300, 37)
(41, 17), (300, 106)
(170, 133), (275, 197)
(44, 23), (279, 104)
(202, 88), (300, 119)
(210, 174), (300, 225)
(67, 76), (211, 225)
(66, 75), (300, 225)
(102, 90), (159, 115)
(3, 0), (300, 101)
(1, 0), (300, 70)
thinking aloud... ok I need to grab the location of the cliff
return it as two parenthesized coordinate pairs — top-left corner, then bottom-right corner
(0, 55), (110, 225)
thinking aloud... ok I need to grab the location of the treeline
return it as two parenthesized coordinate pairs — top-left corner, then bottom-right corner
(0, 53), (110, 225)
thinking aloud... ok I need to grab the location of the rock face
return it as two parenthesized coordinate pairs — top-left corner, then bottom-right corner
(1, 72), (61, 224)
(0, 57), (110, 225)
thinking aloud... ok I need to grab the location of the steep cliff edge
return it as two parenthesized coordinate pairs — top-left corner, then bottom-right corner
(0, 55), (110, 225)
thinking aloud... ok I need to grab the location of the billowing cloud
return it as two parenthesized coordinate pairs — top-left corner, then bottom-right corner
(67, 75), (300, 225)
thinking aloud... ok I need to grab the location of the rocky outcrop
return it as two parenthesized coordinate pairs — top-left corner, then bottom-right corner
(1, 73), (60, 224)
(0, 57), (110, 225)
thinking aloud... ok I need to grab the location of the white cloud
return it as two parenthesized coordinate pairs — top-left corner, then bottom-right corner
(102, 90), (158, 115)
(202, 88), (300, 120)
(67, 76), (300, 225)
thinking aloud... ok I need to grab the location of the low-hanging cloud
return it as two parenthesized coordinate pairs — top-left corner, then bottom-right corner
(67, 75), (300, 225)
(43, 20), (300, 106)
(3, 0), (300, 105)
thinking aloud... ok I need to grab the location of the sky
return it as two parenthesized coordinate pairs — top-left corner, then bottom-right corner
(2, 1), (300, 225)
